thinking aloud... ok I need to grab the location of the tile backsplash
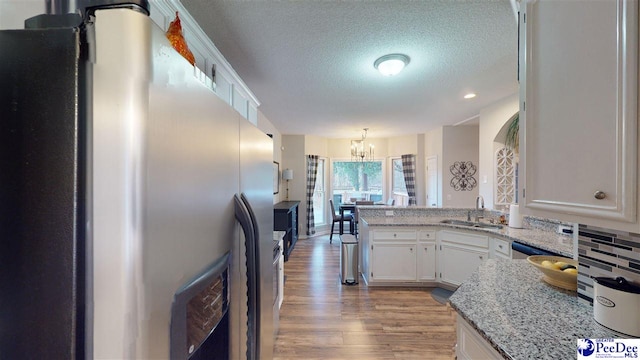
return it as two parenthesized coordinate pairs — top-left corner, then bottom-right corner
(577, 224), (640, 303)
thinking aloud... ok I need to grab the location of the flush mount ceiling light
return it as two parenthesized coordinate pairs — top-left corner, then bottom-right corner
(464, 93), (477, 99)
(374, 54), (410, 76)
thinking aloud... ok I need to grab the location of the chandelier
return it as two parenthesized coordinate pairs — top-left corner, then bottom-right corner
(351, 128), (375, 162)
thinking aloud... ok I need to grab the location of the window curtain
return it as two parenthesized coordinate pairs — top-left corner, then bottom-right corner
(306, 155), (319, 235)
(402, 154), (417, 206)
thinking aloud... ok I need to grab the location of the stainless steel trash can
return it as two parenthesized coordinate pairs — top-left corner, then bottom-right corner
(340, 235), (359, 285)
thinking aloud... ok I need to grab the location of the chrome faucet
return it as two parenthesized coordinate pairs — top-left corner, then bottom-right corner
(475, 195), (485, 223)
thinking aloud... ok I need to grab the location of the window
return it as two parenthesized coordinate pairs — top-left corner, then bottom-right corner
(332, 161), (383, 204)
(391, 158), (408, 205)
(392, 158), (407, 194)
(312, 158), (326, 226)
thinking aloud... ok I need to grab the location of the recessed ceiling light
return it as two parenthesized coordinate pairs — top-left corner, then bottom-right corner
(374, 54), (410, 76)
(464, 93), (477, 99)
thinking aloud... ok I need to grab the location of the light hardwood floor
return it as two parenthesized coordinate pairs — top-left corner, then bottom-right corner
(273, 235), (457, 360)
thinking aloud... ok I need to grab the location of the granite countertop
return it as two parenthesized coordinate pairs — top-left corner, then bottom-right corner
(360, 216), (573, 258)
(449, 260), (618, 359)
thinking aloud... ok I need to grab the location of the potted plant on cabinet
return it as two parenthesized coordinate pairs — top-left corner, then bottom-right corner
(505, 112), (519, 153)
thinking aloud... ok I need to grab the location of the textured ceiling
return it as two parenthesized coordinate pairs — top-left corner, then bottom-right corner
(181, 0), (519, 139)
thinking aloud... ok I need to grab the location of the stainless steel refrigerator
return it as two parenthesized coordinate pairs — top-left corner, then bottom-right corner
(0, 1), (274, 359)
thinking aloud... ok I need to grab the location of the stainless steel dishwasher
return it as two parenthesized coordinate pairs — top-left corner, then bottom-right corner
(511, 241), (561, 259)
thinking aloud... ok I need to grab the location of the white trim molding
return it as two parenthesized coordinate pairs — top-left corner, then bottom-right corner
(149, 0), (260, 123)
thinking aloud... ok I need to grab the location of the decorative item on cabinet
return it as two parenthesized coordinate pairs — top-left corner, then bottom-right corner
(211, 63), (216, 90)
(504, 112), (519, 152)
(282, 169), (293, 201)
(165, 12), (195, 66)
(273, 161), (280, 195)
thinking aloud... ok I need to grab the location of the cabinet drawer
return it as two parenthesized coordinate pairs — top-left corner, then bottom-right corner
(418, 230), (436, 241)
(493, 238), (510, 256)
(373, 229), (417, 241)
(439, 230), (488, 248)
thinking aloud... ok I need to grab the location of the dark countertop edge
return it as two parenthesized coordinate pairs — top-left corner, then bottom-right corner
(274, 200), (300, 210)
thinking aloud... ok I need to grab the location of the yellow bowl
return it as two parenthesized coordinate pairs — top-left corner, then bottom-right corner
(527, 255), (578, 291)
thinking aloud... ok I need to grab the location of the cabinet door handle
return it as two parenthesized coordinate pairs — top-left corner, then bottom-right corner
(498, 245), (503, 249)
(410, 248), (413, 252)
(594, 191), (606, 200)
(479, 255), (484, 260)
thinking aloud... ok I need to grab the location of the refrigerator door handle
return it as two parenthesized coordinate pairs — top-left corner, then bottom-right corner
(233, 194), (259, 360)
(240, 193), (262, 359)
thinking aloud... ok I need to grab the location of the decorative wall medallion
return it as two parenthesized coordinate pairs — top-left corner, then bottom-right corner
(450, 161), (477, 191)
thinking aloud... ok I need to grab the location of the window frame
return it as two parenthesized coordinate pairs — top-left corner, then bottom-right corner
(330, 158), (385, 206)
(390, 157), (409, 206)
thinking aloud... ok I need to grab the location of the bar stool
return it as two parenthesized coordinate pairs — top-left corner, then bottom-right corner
(329, 199), (353, 244)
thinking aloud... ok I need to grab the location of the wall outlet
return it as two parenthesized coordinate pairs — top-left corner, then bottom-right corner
(385, 210), (394, 216)
(557, 224), (573, 235)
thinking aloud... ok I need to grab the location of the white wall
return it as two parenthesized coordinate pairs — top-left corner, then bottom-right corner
(478, 93), (519, 210)
(280, 135), (306, 236)
(0, 0), (43, 30)
(442, 125), (479, 208)
(416, 134), (426, 206)
(255, 110), (284, 204)
(426, 127), (444, 207)
(387, 135), (417, 156)
(281, 135), (305, 201)
(305, 135), (329, 158)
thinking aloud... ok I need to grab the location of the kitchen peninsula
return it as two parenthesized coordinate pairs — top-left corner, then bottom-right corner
(357, 206), (622, 359)
(357, 206), (573, 287)
(358, 206), (573, 257)
(449, 260), (621, 359)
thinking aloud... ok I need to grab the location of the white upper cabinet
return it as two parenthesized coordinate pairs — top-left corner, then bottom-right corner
(520, 0), (638, 231)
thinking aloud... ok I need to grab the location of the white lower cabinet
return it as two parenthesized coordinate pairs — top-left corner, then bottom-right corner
(490, 237), (511, 261)
(362, 227), (490, 286)
(417, 241), (437, 281)
(456, 314), (502, 360)
(368, 229), (417, 283)
(371, 243), (417, 281)
(439, 230), (489, 287)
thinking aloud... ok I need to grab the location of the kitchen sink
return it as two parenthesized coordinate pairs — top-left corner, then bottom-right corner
(440, 219), (504, 229)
